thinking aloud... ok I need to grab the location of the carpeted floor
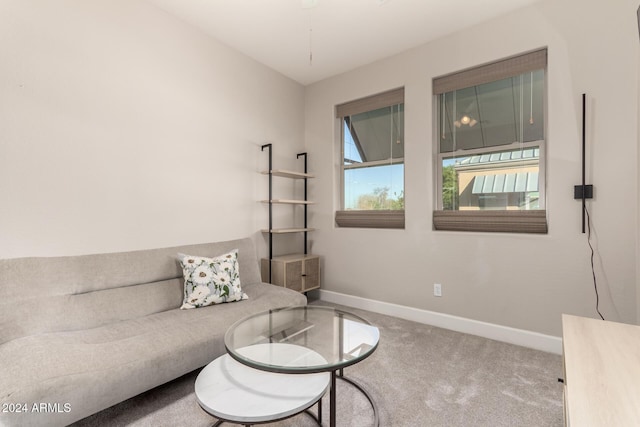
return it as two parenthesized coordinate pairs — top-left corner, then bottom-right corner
(72, 301), (564, 426)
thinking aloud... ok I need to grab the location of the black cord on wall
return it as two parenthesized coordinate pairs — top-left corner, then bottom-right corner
(584, 204), (604, 320)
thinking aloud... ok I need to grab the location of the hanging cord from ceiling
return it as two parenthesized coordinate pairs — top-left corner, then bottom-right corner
(529, 71), (534, 125)
(584, 204), (604, 320)
(309, 28), (313, 66)
(303, 0), (316, 66)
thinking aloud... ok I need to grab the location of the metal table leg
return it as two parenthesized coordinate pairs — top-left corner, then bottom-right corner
(328, 368), (379, 427)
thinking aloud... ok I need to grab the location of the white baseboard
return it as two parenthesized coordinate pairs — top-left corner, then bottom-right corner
(318, 290), (562, 355)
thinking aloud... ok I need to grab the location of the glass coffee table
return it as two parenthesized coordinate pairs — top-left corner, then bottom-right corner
(225, 305), (380, 427)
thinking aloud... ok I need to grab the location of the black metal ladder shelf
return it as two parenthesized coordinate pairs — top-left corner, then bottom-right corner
(261, 143), (315, 283)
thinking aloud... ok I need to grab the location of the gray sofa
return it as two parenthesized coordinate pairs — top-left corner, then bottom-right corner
(0, 237), (307, 427)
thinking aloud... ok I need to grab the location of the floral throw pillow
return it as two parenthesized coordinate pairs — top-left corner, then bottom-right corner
(178, 250), (248, 309)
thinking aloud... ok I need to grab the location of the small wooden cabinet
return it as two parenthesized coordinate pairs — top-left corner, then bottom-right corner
(261, 254), (320, 293)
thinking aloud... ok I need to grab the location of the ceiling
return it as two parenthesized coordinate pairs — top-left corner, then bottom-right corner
(146, 0), (541, 86)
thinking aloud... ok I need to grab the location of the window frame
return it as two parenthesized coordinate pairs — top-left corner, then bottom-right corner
(432, 49), (548, 234)
(335, 88), (405, 229)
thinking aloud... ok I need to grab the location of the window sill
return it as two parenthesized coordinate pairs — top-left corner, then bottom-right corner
(335, 210), (405, 229)
(433, 210), (547, 234)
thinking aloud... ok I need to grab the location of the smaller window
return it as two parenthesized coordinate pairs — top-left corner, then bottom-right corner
(335, 88), (405, 229)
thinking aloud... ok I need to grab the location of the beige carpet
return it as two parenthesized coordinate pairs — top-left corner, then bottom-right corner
(72, 301), (563, 426)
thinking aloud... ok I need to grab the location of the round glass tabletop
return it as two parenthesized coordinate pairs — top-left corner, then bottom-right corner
(224, 305), (380, 374)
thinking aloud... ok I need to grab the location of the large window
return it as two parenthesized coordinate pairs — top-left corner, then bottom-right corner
(335, 88), (405, 229)
(433, 49), (547, 233)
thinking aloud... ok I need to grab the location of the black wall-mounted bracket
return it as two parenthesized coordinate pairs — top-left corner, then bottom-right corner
(574, 184), (593, 200)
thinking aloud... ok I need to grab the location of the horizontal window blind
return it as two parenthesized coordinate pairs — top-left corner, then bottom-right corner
(433, 48), (547, 95)
(336, 210), (405, 229)
(433, 210), (547, 234)
(336, 87), (404, 118)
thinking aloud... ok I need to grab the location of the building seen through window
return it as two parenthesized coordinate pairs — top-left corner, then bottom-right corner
(438, 69), (545, 211)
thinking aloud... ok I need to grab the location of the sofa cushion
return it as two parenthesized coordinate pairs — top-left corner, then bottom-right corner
(0, 238), (263, 345)
(178, 250), (248, 309)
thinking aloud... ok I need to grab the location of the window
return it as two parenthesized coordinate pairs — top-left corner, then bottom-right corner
(335, 88), (405, 229)
(433, 49), (548, 233)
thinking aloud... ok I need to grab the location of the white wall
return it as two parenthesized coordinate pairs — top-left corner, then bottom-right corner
(305, 0), (639, 336)
(1, 0), (637, 337)
(0, 0), (305, 259)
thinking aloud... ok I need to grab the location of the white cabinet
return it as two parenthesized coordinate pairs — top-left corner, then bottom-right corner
(562, 314), (640, 426)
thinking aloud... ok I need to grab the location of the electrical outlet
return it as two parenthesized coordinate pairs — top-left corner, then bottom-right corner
(434, 283), (442, 297)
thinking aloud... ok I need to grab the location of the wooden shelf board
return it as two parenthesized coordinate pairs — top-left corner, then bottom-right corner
(267, 253), (319, 261)
(261, 169), (315, 179)
(261, 199), (315, 205)
(261, 228), (316, 234)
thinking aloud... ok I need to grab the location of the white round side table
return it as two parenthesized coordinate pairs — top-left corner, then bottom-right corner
(195, 343), (330, 426)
